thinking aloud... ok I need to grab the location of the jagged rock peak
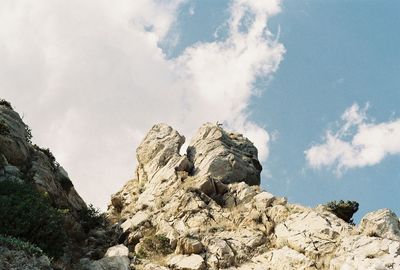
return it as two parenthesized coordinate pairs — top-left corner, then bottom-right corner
(188, 122), (262, 186)
(107, 122), (400, 270)
(134, 122), (262, 189)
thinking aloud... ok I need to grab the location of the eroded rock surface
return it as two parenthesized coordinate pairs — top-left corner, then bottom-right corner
(107, 123), (400, 269)
(0, 102), (117, 269)
(3, 105), (398, 270)
(188, 123), (262, 186)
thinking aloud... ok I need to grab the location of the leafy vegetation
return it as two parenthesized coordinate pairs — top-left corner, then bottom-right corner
(0, 180), (67, 258)
(140, 234), (173, 257)
(0, 235), (43, 257)
(33, 145), (60, 171)
(324, 200), (359, 225)
(24, 124), (33, 143)
(0, 99), (13, 110)
(78, 204), (105, 233)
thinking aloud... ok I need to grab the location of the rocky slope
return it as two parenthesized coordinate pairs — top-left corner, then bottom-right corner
(104, 123), (400, 270)
(0, 100), (118, 269)
(1, 100), (400, 270)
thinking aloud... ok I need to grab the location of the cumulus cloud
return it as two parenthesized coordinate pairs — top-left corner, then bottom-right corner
(0, 0), (284, 208)
(305, 103), (400, 174)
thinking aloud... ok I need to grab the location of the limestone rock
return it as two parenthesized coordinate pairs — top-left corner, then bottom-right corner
(330, 235), (400, 269)
(358, 208), (400, 241)
(234, 246), (317, 270)
(85, 256), (130, 270)
(187, 123), (262, 186)
(121, 211), (150, 233)
(0, 106), (30, 165)
(107, 122), (400, 270)
(274, 208), (351, 265)
(136, 123), (186, 184)
(175, 237), (204, 254)
(168, 254), (206, 270)
(105, 244), (129, 257)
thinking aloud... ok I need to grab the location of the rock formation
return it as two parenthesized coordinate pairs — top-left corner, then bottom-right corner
(0, 101), (118, 269)
(1, 101), (400, 270)
(106, 123), (400, 270)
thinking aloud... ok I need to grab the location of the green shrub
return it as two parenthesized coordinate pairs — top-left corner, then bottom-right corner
(0, 235), (43, 256)
(78, 204), (105, 233)
(24, 124), (33, 143)
(324, 200), (359, 225)
(141, 234), (173, 256)
(33, 145), (60, 171)
(0, 99), (13, 110)
(0, 181), (67, 258)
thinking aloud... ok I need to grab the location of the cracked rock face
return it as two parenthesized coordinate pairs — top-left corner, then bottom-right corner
(0, 104), (86, 212)
(105, 123), (400, 270)
(188, 123), (262, 186)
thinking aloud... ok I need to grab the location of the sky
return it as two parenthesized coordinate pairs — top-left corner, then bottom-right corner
(0, 0), (399, 222)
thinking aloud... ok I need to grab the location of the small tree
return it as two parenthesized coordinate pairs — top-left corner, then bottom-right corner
(324, 200), (359, 225)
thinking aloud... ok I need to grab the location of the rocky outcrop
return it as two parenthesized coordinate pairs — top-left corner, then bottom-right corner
(188, 123), (262, 186)
(0, 103), (86, 213)
(3, 100), (399, 270)
(0, 101), (116, 269)
(107, 123), (400, 269)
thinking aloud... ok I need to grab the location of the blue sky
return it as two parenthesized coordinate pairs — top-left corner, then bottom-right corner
(1, 0), (399, 220)
(171, 0), (400, 221)
(256, 1), (400, 221)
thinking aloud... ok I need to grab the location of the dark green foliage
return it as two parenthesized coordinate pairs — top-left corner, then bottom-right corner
(324, 200), (359, 225)
(0, 235), (43, 257)
(78, 204), (105, 233)
(59, 175), (73, 191)
(0, 99), (13, 110)
(0, 181), (67, 258)
(141, 234), (173, 256)
(33, 145), (60, 171)
(24, 124), (33, 143)
(0, 119), (10, 136)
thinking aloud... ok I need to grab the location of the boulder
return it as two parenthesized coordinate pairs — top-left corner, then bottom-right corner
(136, 123), (186, 184)
(121, 211), (150, 233)
(188, 123), (262, 186)
(358, 208), (400, 241)
(330, 235), (400, 269)
(274, 209), (351, 260)
(175, 237), (203, 254)
(168, 254), (206, 270)
(105, 244), (129, 257)
(85, 256), (130, 270)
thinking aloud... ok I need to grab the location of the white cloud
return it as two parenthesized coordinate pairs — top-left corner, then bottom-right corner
(0, 0), (284, 208)
(305, 103), (400, 174)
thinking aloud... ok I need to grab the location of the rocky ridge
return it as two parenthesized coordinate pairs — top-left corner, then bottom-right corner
(1, 100), (400, 270)
(0, 101), (118, 269)
(105, 123), (400, 270)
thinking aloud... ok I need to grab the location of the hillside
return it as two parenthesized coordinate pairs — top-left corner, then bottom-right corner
(1, 100), (399, 270)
